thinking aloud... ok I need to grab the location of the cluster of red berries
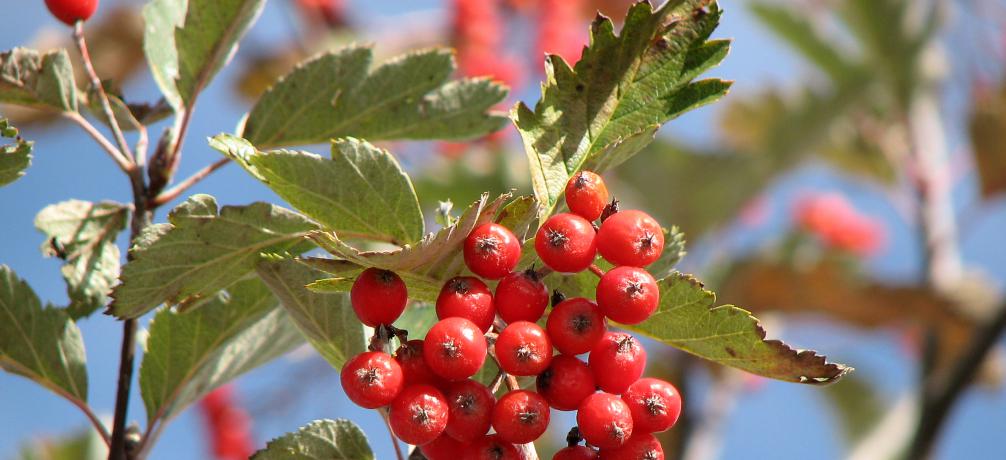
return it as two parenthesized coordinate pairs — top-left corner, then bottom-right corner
(341, 171), (680, 459)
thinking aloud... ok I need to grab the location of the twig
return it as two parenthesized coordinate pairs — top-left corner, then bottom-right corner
(62, 112), (132, 173)
(73, 21), (134, 164)
(588, 264), (606, 279)
(109, 318), (139, 460)
(152, 158), (231, 206)
(61, 390), (111, 446)
(379, 408), (406, 460)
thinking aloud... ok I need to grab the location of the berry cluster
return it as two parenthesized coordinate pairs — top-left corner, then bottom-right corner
(341, 171), (680, 459)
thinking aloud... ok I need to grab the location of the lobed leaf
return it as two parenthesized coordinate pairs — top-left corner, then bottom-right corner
(139, 278), (301, 424)
(0, 48), (77, 112)
(514, 0), (731, 212)
(241, 46), (508, 148)
(109, 194), (317, 319)
(0, 265), (88, 404)
(251, 419), (374, 460)
(35, 200), (129, 319)
(0, 118), (32, 187)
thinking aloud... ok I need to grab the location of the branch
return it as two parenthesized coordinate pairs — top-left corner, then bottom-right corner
(62, 112), (132, 174)
(151, 158), (231, 206)
(73, 21), (135, 165)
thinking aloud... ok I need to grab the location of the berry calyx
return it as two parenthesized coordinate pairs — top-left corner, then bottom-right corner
(437, 276), (496, 332)
(546, 297), (607, 355)
(536, 354), (596, 411)
(424, 317), (488, 381)
(495, 268), (549, 324)
(464, 434), (522, 460)
(495, 321), (553, 376)
(389, 384), (449, 445)
(596, 210), (664, 267)
(491, 390), (551, 444)
(339, 351), (403, 409)
(350, 268), (408, 327)
(535, 213), (597, 273)
(443, 379), (496, 442)
(464, 223), (521, 279)
(555, 445), (600, 460)
(395, 339), (444, 388)
(421, 433), (466, 460)
(598, 433), (664, 460)
(595, 266), (659, 325)
(577, 393), (634, 449)
(622, 378), (681, 433)
(589, 332), (647, 394)
(565, 171), (610, 221)
(45, 0), (98, 25)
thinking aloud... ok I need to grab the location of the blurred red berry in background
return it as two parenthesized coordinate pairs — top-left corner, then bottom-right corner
(294, 0), (346, 28)
(794, 192), (886, 256)
(199, 385), (255, 460)
(536, 0), (587, 66)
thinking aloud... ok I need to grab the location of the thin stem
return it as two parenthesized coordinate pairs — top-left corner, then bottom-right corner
(62, 112), (132, 173)
(109, 318), (138, 460)
(62, 391), (111, 446)
(73, 21), (134, 164)
(152, 158), (231, 206)
(588, 264), (605, 279)
(379, 408), (406, 460)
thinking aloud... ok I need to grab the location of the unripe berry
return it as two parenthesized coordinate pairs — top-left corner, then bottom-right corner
(389, 384), (449, 446)
(395, 339), (444, 388)
(350, 268), (408, 327)
(495, 268), (549, 324)
(437, 276), (495, 332)
(622, 378), (681, 433)
(491, 390), (550, 444)
(546, 297), (606, 355)
(598, 433), (664, 460)
(339, 351), (403, 408)
(536, 354), (595, 411)
(443, 379), (495, 442)
(589, 332), (647, 394)
(595, 266), (659, 325)
(554, 445), (600, 460)
(424, 317), (488, 381)
(464, 223), (521, 279)
(565, 171), (609, 221)
(596, 210), (664, 267)
(421, 433), (466, 460)
(495, 321), (553, 376)
(464, 434), (522, 460)
(577, 393), (634, 449)
(535, 213), (597, 273)
(45, 0), (98, 25)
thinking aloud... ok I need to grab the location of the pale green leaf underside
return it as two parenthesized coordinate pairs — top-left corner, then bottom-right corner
(1, 118), (32, 187)
(256, 260), (366, 370)
(241, 46), (508, 148)
(514, 0), (731, 212)
(35, 200), (129, 319)
(110, 194), (318, 319)
(0, 47), (77, 112)
(252, 419), (374, 460)
(211, 134), (424, 244)
(140, 277), (300, 424)
(0, 265), (88, 403)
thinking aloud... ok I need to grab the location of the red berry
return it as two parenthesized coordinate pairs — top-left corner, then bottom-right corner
(339, 351), (403, 408)
(546, 298), (606, 355)
(437, 276), (496, 332)
(596, 210), (664, 267)
(350, 268), (408, 327)
(622, 378), (681, 433)
(555, 445), (600, 460)
(595, 267), (659, 325)
(443, 379), (495, 442)
(535, 213), (597, 273)
(496, 321), (553, 376)
(536, 354), (595, 411)
(495, 269), (549, 324)
(389, 384), (449, 445)
(395, 339), (444, 388)
(424, 317), (488, 381)
(464, 434), (522, 460)
(577, 393), (634, 449)
(598, 433), (664, 460)
(464, 223), (521, 279)
(565, 171), (610, 221)
(491, 390), (550, 444)
(422, 433), (466, 460)
(45, 0), (98, 25)
(588, 332), (647, 394)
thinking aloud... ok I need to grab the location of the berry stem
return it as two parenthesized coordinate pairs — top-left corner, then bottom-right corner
(72, 21), (135, 166)
(379, 407), (406, 460)
(588, 264), (606, 279)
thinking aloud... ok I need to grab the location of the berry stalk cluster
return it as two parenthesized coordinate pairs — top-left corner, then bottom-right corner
(341, 171), (680, 459)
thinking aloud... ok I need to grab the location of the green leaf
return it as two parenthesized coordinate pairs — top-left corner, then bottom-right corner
(17, 427), (107, 460)
(0, 265), (88, 404)
(0, 118), (32, 187)
(623, 272), (851, 385)
(144, 0), (265, 110)
(256, 260), (366, 370)
(211, 134), (424, 244)
(0, 48), (77, 112)
(35, 200), (129, 319)
(139, 278), (302, 424)
(252, 419), (374, 460)
(514, 0), (731, 212)
(241, 46), (508, 148)
(109, 194), (317, 319)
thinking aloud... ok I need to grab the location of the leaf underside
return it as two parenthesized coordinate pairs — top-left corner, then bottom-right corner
(0, 48), (78, 112)
(252, 419), (374, 460)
